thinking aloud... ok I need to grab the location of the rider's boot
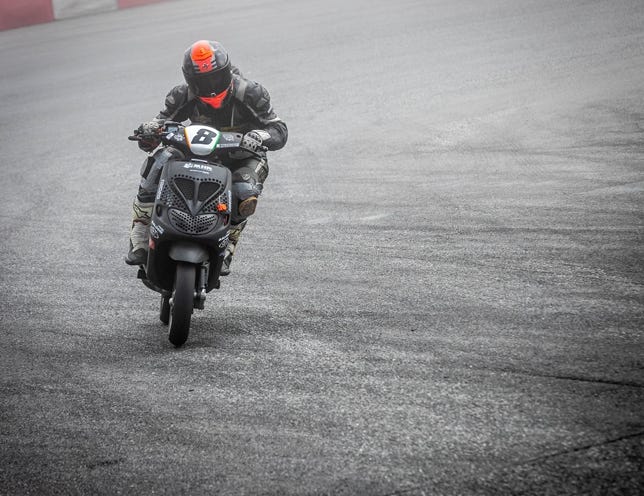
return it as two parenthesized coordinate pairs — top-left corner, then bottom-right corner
(220, 220), (247, 276)
(125, 198), (154, 266)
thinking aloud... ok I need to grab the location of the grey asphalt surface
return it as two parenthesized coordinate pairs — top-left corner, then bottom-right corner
(1, 0), (643, 494)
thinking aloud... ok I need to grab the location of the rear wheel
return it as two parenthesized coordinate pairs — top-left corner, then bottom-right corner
(168, 263), (196, 347)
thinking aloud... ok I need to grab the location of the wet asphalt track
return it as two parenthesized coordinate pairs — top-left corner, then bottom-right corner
(1, 0), (643, 494)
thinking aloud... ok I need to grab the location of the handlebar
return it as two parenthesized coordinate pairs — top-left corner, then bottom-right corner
(128, 122), (263, 158)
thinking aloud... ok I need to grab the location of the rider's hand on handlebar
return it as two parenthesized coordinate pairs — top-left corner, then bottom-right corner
(240, 130), (269, 154)
(136, 120), (162, 152)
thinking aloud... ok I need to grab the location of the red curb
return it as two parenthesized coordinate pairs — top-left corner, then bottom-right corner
(117, 0), (168, 8)
(0, 0), (54, 30)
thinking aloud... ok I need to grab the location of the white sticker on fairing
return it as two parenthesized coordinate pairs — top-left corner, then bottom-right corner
(150, 221), (164, 239)
(183, 163), (213, 172)
(156, 179), (165, 200)
(218, 232), (229, 249)
(184, 125), (221, 156)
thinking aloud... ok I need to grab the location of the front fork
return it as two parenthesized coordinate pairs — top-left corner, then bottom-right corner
(195, 263), (209, 310)
(148, 262), (209, 311)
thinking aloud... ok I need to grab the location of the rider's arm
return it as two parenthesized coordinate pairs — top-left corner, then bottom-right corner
(239, 79), (288, 151)
(155, 84), (193, 124)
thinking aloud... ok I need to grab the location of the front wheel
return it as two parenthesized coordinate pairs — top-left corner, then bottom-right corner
(168, 262), (196, 347)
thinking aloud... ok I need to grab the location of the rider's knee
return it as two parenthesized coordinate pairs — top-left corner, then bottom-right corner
(231, 181), (261, 223)
(232, 180), (261, 201)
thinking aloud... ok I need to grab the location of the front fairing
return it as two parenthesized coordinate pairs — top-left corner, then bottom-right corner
(146, 158), (232, 291)
(158, 159), (231, 231)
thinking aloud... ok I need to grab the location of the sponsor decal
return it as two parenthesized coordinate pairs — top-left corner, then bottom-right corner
(156, 179), (165, 200)
(218, 232), (229, 249)
(183, 163), (213, 172)
(150, 221), (164, 239)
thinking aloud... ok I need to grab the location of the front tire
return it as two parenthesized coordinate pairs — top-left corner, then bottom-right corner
(168, 263), (195, 347)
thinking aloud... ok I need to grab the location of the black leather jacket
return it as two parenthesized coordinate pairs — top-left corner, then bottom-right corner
(153, 72), (288, 151)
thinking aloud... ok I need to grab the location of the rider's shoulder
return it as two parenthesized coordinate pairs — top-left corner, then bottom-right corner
(165, 83), (190, 104)
(232, 75), (270, 110)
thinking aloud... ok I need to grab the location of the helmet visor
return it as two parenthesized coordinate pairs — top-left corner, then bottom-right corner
(191, 68), (232, 97)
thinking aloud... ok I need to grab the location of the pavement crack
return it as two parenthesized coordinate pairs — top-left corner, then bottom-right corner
(515, 431), (644, 466)
(380, 487), (427, 496)
(86, 457), (126, 470)
(482, 367), (643, 388)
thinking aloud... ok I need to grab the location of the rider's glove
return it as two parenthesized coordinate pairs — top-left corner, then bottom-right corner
(136, 120), (162, 152)
(240, 130), (269, 154)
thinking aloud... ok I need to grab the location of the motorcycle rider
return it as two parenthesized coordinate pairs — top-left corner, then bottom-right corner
(126, 40), (288, 275)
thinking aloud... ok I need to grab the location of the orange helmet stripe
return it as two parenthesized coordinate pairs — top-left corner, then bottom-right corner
(190, 40), (214, 73)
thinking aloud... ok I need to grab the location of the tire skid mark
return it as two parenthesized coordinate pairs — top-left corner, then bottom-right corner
(514, 431), (644, 466)
(477, 366), (644, 388)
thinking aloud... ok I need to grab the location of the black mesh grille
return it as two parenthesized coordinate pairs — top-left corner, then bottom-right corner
(169, 210), (218, 234)
(160, 174), (225, 234)
(198, 181), (222, 202)
(174, 177), (195, 200)
(160, 182), (186, 210)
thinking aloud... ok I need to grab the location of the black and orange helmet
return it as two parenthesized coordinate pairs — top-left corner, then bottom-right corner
(182, 40), (232, 109)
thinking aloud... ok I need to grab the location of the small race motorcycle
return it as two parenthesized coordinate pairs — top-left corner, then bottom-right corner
(128, 122), (252, 347)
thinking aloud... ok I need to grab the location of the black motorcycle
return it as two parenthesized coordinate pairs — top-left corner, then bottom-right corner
(129, 122), (251, 347)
